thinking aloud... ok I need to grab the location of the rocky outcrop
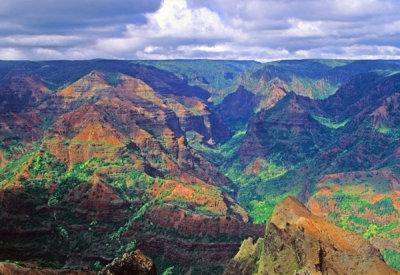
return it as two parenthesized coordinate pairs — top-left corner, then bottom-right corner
(99, 250), (156, 275)
(0, 262), (94, 275)
(225, 196), (399, 275)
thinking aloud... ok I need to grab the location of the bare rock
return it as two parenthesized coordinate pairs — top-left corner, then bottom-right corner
(99, 250), (156, 275)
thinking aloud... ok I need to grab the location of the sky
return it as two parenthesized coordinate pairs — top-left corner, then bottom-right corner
(0, 0), (400, 61)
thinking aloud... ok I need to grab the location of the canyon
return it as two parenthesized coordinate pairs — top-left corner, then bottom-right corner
(1, 59), (400, 273)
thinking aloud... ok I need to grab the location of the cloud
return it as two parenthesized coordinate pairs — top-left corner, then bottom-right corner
(0, 0), (161, 33)
(0, 35), (84, 47)
(0, 0), (400, 60)
(95, 0), (238, 58)
(0, 48), (24, 60)
(284, 19), (324, 37)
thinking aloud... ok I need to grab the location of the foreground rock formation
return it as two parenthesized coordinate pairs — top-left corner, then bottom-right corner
(224, 196), (399, 275)
(99, 250), (156, 275)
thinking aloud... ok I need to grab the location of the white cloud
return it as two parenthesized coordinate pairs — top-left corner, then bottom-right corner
(148, 0), (230, 37)
(330, 0), (392, 17)
(0, 48), (24, 60)
(382, 21), (400, 35)
(1, 35), (84, 47)
(284, 19), (324, 37)
(93, 0), (240, 58)
(1, 0), (400, 60)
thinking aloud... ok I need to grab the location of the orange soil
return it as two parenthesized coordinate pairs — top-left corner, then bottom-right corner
(73, 122), (124, 145)
(291, 77), (305, 93)
(383, 172), (400, 212)
(59, 85), (74, 97)
(275, 197), (360, 254)
(309, 199), (329, 216)
(370, 195), (385, 203)
(258, 84), (286, 109)
(244, 159), (263, 174)
(149, 179), (227, 214)
(311, 170), (400, 226)
(315, 186), (340, 197)
(120, 75), (166, 108)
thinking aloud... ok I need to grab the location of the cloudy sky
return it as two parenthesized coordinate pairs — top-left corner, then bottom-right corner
(0, 0), (400, 61)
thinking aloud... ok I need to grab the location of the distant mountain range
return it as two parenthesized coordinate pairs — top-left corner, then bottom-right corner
(1, 59), (400, 273)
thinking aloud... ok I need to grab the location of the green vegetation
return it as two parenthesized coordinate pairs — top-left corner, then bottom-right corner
(249, 191), (298, 224)
(29, 152), (66, 176)
(0, 136), (24, 160)
(312, 115), (349, 129)
(152, 256), (187, 275)
(225, 160), (287, 189)
(226, 161), (297, 223)
(93, 261), (103, 272)
(313, 176), (400, 270)
(363, 224), (379, 239)
(316, 59), (350, 68)
(162, 266), (174, 275)
(58, 225), (69, 239)
(133, 60), (258, 91)
(187, 125), (303, 223)
(376, 126), (400, 138)
(382, 249), (400, 270)
(217, 127), (300, 223)
(317, 188), (397, 217)
(0, 144), (40, 186)
(219, 130), (246, 161)
(218, 59), (348, 103)
(103, 72), (124, 87)
(186, 131), (224, 166)
(125, 240), (137, 253)
(111, 199), (156, 243)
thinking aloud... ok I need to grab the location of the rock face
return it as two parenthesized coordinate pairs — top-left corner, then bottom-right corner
(99, 250), (156, 275)
(224, 196), (399, 275)
(0, 262), (94, 275)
